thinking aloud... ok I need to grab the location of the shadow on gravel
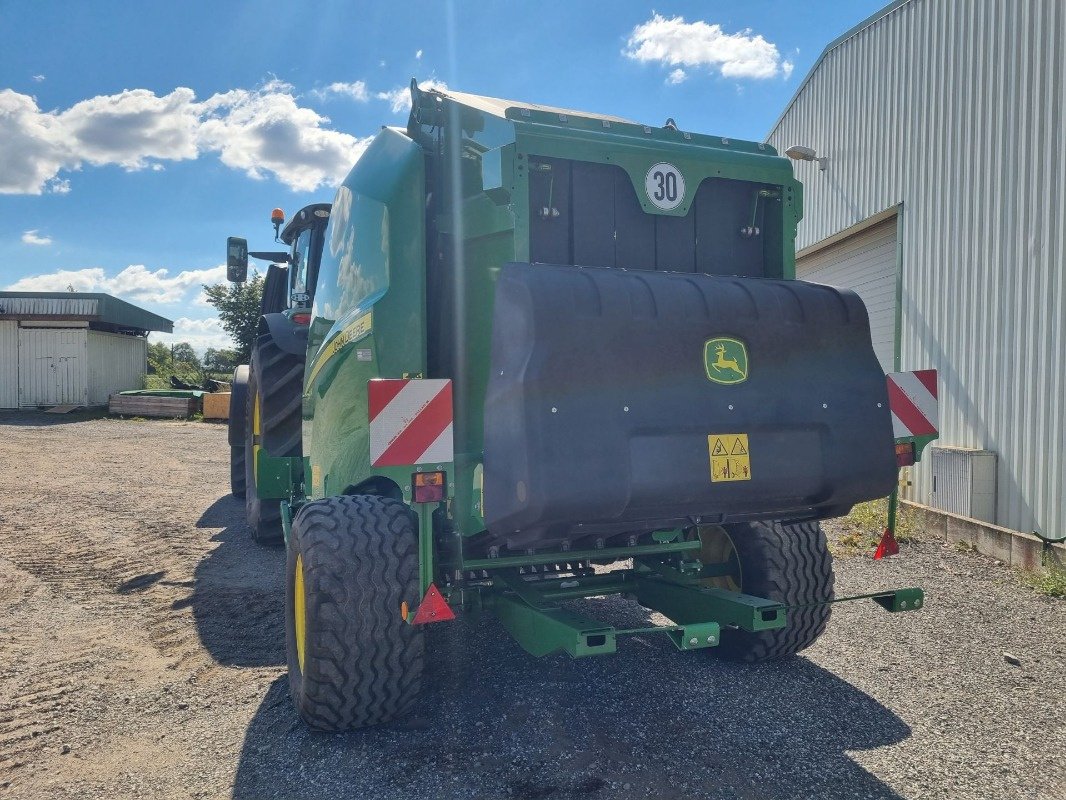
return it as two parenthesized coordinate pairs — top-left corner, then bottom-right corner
(0, 409), (110, 426)
(230, 600), (912, 800)
(186, 495), (286, 667)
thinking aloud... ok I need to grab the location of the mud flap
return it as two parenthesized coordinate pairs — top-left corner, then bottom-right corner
(483, 262), (896, 548)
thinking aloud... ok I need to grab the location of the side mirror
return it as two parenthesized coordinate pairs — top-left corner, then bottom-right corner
(227, 237), (248, 283)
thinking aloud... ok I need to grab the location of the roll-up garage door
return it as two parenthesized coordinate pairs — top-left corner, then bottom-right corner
(796, 216), (898, 373)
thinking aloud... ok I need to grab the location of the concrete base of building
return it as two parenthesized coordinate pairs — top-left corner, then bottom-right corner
(902, 500), (1065, 574)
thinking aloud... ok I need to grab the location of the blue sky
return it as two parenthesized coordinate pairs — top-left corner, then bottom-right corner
(0, 0), (886, 351)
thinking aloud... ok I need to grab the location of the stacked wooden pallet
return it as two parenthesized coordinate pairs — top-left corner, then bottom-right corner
(108, 393), (198, 418)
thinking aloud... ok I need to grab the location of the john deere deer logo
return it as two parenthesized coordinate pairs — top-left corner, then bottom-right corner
(704, 338), (749, 385)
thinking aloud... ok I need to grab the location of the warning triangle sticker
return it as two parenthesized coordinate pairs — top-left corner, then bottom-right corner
(730, 439), (748, 455)
(711, 438), (727, 456)
(873, 528), (900, 560)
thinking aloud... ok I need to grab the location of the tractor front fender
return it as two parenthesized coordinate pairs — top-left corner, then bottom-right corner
(258, 312), (309, 357)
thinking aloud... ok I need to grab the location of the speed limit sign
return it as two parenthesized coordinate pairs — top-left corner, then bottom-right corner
(644, 162), (685, 211)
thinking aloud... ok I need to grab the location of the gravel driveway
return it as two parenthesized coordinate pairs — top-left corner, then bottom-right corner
(0, 412), (1062, 799)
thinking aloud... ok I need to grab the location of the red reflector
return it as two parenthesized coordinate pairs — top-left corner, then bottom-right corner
(412, 583), (455, 625)
(292, 313), (312, 325)
(895, 441), (916, 467)
(873, 527), (900, 559)
(413, 471), (445, 503)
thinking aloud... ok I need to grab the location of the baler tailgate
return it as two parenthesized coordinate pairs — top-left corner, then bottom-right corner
(484, 262), (897, 549)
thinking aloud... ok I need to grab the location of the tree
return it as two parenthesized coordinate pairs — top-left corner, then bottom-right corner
(170, 342), (199, 367)
(201, 272), (264, 362)
(202, 347), (239, 375)
(147, 341), (171, 375)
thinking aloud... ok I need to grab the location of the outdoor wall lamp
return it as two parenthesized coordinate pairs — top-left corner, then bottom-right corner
(785, 145), (828, 171)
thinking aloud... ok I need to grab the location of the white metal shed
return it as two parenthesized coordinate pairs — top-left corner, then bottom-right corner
(768, 0), (1066, 540)
(0, 293), (173, 408)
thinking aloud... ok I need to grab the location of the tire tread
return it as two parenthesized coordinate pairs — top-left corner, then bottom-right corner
(287, 495), (425, 731)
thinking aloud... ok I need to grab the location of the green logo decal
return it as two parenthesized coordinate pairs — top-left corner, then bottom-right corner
(704, 338), (749, 385)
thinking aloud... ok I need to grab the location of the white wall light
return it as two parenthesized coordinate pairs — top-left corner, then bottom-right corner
(785, 145), (828, 171)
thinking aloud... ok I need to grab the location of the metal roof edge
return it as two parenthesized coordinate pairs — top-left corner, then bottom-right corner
(0, 291), (174, 332)
(766, 0), (917, 139)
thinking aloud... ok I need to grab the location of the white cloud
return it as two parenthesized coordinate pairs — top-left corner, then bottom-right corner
(21, 229), (52, 246)
(376, 78), (447, 114)
(198, 83), (371, 192)
(415, 49), (423, 60)
(5, 263), (228, 304)
(624, 14), (791, 80)
(0, 81), (369, 195)
(312, 81), (370, 102)
(32, 75), (45, 82)
(667, 68), (687, 85)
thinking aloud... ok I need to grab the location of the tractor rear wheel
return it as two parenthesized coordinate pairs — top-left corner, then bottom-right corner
(695, 520), (834, 662)
(243, 336), (304, 545)
(253, 333), (303, 457)
(286, 495), (424, 731)
(243, 359), (282, 544)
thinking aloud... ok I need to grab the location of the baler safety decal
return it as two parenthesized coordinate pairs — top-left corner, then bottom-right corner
(886, 370), (938, 439)
(708, 433), (751, 482)
(368, 379), (454, 467)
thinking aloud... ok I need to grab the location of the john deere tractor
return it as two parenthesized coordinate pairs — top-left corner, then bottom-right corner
(227, 82), (931, 732)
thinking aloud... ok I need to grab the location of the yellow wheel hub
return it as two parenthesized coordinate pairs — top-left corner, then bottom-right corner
(294, 554), (307, 673)
(252, 392), (261, 485)
(694, 525), (743, 592)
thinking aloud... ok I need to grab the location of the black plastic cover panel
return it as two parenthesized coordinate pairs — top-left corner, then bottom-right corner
(483, 263), (897, 548)
(529, 157), (776, 278)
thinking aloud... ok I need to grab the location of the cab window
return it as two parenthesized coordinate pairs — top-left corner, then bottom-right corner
(292, 228), (313, 294)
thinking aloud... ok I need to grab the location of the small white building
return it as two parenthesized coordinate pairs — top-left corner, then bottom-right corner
(0, 292), (173, 408)
(768, 0), (1065, 541)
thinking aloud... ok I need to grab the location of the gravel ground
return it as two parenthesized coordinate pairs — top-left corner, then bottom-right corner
(0, 411), (1062, 800)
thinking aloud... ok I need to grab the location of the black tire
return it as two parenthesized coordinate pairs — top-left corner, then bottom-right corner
(244, 361), (281, 544)
(230, 445), (246, 497)
(700, 520), (834, 662)
(253, 334), (303, 457)
(228, 365), (249, 498)
(287, 495), (424, 731)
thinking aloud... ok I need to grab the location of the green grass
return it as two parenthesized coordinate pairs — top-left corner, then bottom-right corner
(832, 497), (920, 556)
(1021, 565), (1066, 598)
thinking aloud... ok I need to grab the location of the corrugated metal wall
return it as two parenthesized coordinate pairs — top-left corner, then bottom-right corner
(768, 0), (1066, 539)
(0, 321), (18, 408)
(17, 328), (89, 407)
(87, 331), (146, 404)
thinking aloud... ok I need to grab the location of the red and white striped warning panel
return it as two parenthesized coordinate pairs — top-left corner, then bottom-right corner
(369, 379), (454, 467)
(886, 370), (938, 439)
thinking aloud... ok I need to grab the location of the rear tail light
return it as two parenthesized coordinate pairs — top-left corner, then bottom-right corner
(895, 441), (916, 467)
(413, 471), (445, 503)
(292, 312), (312, 325)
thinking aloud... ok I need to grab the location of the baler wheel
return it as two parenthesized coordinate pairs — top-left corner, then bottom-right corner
(698, 520), (834, 662)
(286, 495), (424, 731)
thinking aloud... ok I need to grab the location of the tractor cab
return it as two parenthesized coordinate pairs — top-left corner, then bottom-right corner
(226, 202), (332, 312)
